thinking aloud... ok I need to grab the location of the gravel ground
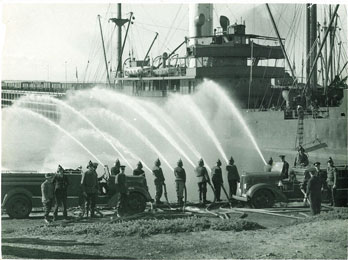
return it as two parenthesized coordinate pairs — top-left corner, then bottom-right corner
(1, 206), (347, 259)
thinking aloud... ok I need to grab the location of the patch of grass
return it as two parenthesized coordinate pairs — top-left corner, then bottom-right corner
(293, 207), (348, 225)
(23, 217), (264, 238)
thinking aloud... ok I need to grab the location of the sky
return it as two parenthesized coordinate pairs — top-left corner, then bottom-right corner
(1, 1), (347, 82)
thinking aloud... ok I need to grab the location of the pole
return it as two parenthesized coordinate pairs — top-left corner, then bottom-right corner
(265, 4), (297, 83)
(117, 3), (122, 74)
(116, 12), (133, 74)
(142, 32), (158, 68)
(310, 4), (317, 93)
(98, 15), (111, 87)
(302, 4), (339, 97)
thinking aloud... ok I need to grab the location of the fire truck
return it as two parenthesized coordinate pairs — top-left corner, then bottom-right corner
(1, 169), (152, 219)
(232, 164), (348, 208)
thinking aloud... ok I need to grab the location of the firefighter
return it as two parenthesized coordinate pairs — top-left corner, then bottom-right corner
(111, 159), (121, 176)
(152, 158), (165, 205)
(294, 145), (309, 167)
(326, 157), (337, 206)
(41, 173), (55, 223)
(226, 157), (240, 198)
(174, 159), (186, 206)
(196, 158), (210, 204)
(211, 159), (223, 202)
(279, 155), (289, 179)
(81, 160), (99, 218)
(133, 161), (148, 190)
(115, 165), (128, 217)
(53, 165), (69, 220)
(305, 168), (322, 215)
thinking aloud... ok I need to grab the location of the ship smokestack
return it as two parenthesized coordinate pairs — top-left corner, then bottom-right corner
(189, 3), (213, 43)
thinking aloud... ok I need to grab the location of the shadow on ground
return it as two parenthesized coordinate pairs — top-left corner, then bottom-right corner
(2, 237), (103, 247)
(2, 245), (136, 259)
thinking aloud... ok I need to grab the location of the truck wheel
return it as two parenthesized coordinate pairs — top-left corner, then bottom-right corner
(251, 189), (275, 208)
(127, 192), (146, 214)
(5, 195), (32, 219)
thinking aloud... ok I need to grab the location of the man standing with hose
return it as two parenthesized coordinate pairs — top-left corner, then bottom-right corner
(196, 158), (211, 204)
(174, 159), (186, 206)
(152, 158), (165, 205)
(211, 159), (223, 202)
(226, 157), (240, 199)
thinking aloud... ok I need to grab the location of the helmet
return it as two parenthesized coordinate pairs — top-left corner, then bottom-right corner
(57, 165), (64, 173)
(155, 158), (161, 166)
(87, 160), (94, 169)
(198, 158), (204, 166)
(137, 161), (143, 168)
(115, 159), (120, 167)
(216, 159), (222, 166)
(92, 162), (99, 169)
(327, 157), (334, 165)
(229, 156), (234, 165)
(177, 159), (183, 167)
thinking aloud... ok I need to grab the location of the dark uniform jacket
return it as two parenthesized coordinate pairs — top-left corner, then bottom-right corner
(294, 153), (309, 166)
(211, 166), (223, 183)
(152, 166), (165, 185)
(81, 169), (98, 194)
(111, 166), (120, 176)
(196, 166), (210, 183)
(115, 173), (127, 194)
(306, 175), (322, 197)
(53, 173), (69, 191)
(174, 167), (186, 182)
(133, 168), (145, 176)
(327, 166), (337, 186)
(226, 164), (240, 181)
(281, 161), (289, 179)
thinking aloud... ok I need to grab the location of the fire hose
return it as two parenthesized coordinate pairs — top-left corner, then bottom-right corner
(301, 189), (311, 206)
(221, 184), (233, 208)
(206, 181), (217, 210)
(163, 183), (174, 209)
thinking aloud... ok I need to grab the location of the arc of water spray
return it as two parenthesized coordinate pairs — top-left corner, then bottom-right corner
(182, 96), (229, 164)
(92, 88), (194, 168)
(205, 82), (267, 165)
(142, 101), (202, 160)
(41, 95), (134, 170)
(86, 107), (174, 172)
(17, 108), (104, 166)
(73, 127), (153, 173)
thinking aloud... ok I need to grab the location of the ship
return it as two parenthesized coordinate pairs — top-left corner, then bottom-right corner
(1, 3), (347, 169)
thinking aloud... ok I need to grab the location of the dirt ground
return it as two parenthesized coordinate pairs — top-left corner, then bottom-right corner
(1, 204), (348, 259)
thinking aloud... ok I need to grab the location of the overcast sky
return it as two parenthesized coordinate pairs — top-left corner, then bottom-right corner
(1, 2), (347, 82)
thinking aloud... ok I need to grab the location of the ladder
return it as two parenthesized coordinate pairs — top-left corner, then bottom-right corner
(295, 106), (304, 149)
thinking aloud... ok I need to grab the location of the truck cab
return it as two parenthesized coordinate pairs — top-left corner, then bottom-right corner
(233, 163), (348, 208)
(1, 170), (152, 219)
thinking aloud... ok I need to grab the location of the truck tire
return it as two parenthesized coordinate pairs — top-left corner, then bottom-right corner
(251, 189), (275, 208)
(5, 195), (32, 219)
(127, 192), (146, 214)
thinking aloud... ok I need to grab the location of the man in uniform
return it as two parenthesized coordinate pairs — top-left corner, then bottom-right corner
(53, 165), (69, 220)
(41, 173), (55, 223)
(115, 165), (128, 217)
(152, 158), (165, 205)
(174, 159), (186, 206)
(326, 158), (337, 206)
(305, 168), (322, 215)
(111, 159), (121, 176)
(294, 146), (309, 167)
(279, 155), (289, 179)
(81, 161), (99, 218)
(226, 157), (240, 198)
(211, 159), (223, 202)
(196, 158), (210, 204)
(133, 161), (148, 190)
